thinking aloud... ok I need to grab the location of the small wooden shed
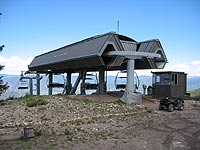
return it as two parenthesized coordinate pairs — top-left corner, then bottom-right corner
(151, 71), (187, 98)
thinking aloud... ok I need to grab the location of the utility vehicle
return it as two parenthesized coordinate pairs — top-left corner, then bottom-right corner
(159, 97), (184, 112)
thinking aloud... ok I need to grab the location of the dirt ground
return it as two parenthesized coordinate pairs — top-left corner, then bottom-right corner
(0, 95), (200, 150)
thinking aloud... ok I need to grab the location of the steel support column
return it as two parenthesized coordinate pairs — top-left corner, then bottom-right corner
(66, 72), (72, 94)
(29, 78), (33, 96)
(81, 71), (86, 95)
(70, 71), (86, 95)
(126, 59), (135, 93)
(98, 69), (105, 94)
(48, 73), (53, 95)
(120, 59), (142, 104)
(36, 73), (40, 95)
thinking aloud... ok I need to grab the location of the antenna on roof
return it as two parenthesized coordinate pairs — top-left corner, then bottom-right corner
(117, 21), (120, 33)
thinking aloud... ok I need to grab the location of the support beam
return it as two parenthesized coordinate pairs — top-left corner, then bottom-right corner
(80, 71), (86, 95)
(120, 59), (142, 104)
(69, 71), (85, 95)
(36, 73), (40, 95)
(48, 73), (53, 95)
(105, 51), (161, 59)
(29, 78), (33, 96)
(126, 59), (135, 93)
(97, 69), (105, 94)
(66, 72), (72, 94)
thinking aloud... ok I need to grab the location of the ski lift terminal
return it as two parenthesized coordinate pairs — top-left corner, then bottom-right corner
(28, 32), (168, 104)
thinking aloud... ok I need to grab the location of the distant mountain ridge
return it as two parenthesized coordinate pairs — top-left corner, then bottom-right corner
(0, 74), (200, 100)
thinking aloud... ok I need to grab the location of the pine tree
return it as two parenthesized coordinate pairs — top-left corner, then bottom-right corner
(0, 13), (9, 95)
(0, 45), (9, 96)
(0, 67), (9, 96)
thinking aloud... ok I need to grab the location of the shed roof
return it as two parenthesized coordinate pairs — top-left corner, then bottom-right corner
(29, 32), (167, 73)
(151, 71), (187, 75)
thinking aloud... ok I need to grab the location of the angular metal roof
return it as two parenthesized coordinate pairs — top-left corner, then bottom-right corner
(29, 32), (167, 73)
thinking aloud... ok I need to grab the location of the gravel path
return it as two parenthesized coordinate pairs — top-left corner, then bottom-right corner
(0, 95), (199, 150)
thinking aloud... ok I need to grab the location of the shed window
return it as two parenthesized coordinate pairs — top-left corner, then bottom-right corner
(172, 73), (178, 85)
(164, 77), (170, 84)
(153, 74), (161, 84)
(156, 75), (161, 83)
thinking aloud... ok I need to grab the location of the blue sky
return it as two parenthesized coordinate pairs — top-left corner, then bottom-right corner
(0, 0), (200, 75)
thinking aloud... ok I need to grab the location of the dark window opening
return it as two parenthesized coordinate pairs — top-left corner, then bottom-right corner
(164, 77), (170, 84)
(172, 73), (178, 85)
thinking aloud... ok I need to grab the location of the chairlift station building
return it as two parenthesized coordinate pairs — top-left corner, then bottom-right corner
(29, 32), (168, 104)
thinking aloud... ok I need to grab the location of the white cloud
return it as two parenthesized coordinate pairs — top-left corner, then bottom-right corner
(135, 70), (152, 76)
(0, 56), (200, 77)
(191, 60), (200, 66)
(191, 60), (200, 73)
(163, 60), (200, 76)
(0, 56), (33, 75)
(135, 60), (200, 77)
(163, 62), (190, 73)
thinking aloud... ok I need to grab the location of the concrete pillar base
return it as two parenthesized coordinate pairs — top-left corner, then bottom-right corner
(120, 91), (142, 104)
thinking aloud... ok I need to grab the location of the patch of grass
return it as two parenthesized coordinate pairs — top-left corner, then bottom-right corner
(113, 99), (126, 105)
(190, 88), (200, 97)
(0, 100), (6, 106)
(26, 99), (48, 107)
(5, 96), (15, 100)
(87, 118), (96, 124)
(64, 129), (75, 141)
(92, 132), (108, 140)
(145, 107), (154, 113)
(34, 129), (42, 136)
(76, 127), (81, 132)
(67, 106), (75, 112)
(50, 143), (58, 147)
(60, 122), (67, 126)
(37, 106), (47, 112)
(71, 119), (85, 126)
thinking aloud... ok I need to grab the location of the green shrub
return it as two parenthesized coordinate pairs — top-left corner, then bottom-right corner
(6, 96), (14, 100)
(190, 88), (200, 97)
(145, 107), (154, 113)
(64, 129), (74, 141)
(113, 99), (126, 105)
(34, 130), (42, 136)
(76, 127), (81, 132)
(26, 99), (48, 107)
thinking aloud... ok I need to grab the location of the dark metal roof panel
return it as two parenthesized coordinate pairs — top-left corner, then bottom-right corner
(28, 32), (167, 73)
(31, 56), (104, 73)
(120, 40), (137, 51)
(29, 33), (111, 68)
(136, 39), (168, 69)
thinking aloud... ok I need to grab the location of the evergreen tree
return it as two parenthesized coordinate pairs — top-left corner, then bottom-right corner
(0, 13), (9, 95)
(0, 67), (9, 96)
(0, 45), (9, 95)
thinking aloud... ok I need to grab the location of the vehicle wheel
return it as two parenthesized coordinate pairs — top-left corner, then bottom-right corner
(159, 104), (163, 110)
(178, 103), (184, 111)
(168, 104), (174, 112)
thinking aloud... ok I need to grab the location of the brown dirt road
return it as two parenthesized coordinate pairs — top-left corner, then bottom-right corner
(0, 96), (199, 150)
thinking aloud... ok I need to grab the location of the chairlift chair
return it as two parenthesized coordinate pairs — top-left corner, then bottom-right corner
(84, 72), (98, 90)
(18, 80), (29, 89)
(114, 71), (127, 89)
(48, 83), (64, 88)
(114, 70), (140, 90)
(47, 74), (65, 88)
